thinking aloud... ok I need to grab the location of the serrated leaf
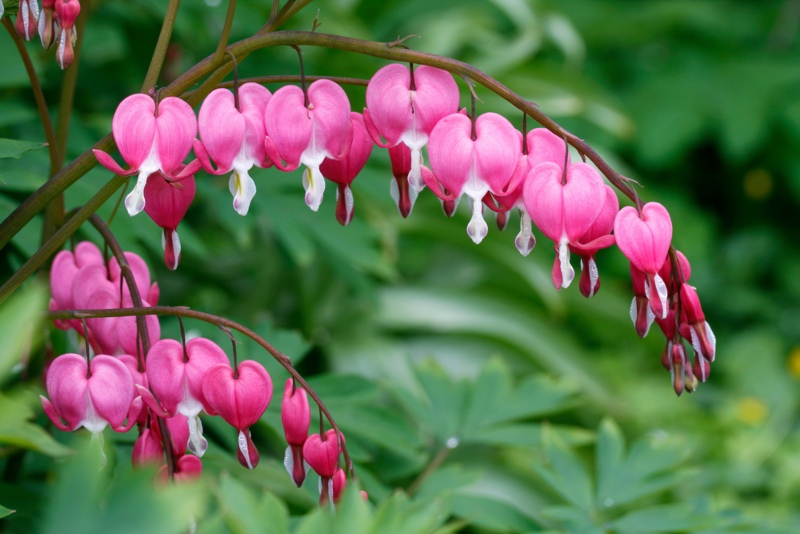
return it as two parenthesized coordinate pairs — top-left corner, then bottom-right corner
(0, 138), (46, 160)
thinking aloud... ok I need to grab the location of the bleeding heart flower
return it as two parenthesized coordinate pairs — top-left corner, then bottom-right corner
(319, 112), (373, 226)
(49, 241), (105, 331)
(426, 112), (520, 244)
(679, 283), (716, 363)
(629, 263), (655, 338)
(303, 429), (342, 479)
(385, 144), (418, 218)
(202, 360), (273, 470)
(491, 128), (571, 256)
(107, 251), (160, 305)
(158, 454), (202, 483)
(143, 171), (196, 270)
(142, 338), (230, 457)
(93, 94), (198, 217)
(194, 83), (272, 216)
(614, 202), (673, 318)
(281, 378), (310, 487)
(523, 161), (606, 289)
(264, 80), (352, 212)
(569, 185), (619, 298)
(54, 0), (80, 69)
(40, 353), (141, 435)
(364, 63), (460, 193)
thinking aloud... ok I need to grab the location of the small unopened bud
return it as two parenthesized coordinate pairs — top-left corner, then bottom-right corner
(16, 0), (40, 41)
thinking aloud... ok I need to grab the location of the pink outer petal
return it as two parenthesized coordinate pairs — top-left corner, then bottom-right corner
(302, 429), (342, 478)
(527, 128), (570, 169)
(613, 202), (673, 273)
(143, 172), (196, 230)
(165, 413), (190, 456)
(197, 88), (245, 174)
(578, 185), (619, 245)
(155, 97), (197, 176)
(85, 288), (121, 355)
(281, 378), (310, 446)
(93, 150), (139, 176)
(427, 113), (475, 196)
(412, 65), (461, 135)
(239, 83), (272, 167)
(72, 264), (115, 309)
(473, 113), (520, 194)
(201, 360), (272, 430)
(44, 353), (89, 430)
(74, 241), (104, 267)
(112, 94), (156, 170)
(264, 85), (313, 170)
(108, 252), (152, 301)
(145, 339), (187, 416)
(88, 355), (136, 430)
(320, 112), (373, 186)
(117, 295), (160, 357)
(50, 250), (80, 310)
(523, 162), (605, 244)
(307, 80), (352, 160)
(365, 63), (413, 146)
(184, 338), (231, 412)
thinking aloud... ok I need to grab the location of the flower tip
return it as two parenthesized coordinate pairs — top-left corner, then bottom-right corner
(124, 190), (145, 217)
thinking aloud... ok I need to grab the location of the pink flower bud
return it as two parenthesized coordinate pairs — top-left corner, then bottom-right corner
(320, 112), (373, 226)
(143, 172), (196, 270)
(54, 0), (80, 69)
(38, 0), (57, 50)
(679, 284), (716, 361)
(281, 378), (311, 487)
(303, 429), (342, 479)
(202, 360), (273, 470)
(15, 0), (39, 41)
(386, 144), (417, 218)
(132, 427), (164, 468)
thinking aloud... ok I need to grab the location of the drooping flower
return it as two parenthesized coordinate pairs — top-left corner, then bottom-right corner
(264, 80), (352, 212)
(569, 185), (619, 298)
(49, 241), (104, 331)
(202, 360), (273, 470)
(15, 0), (39, 41)
(141, 338), (230, 457)
(158, 454), (202, 483)
(54, 0), (80, 69)
(93, 94), (197, 216)
(281, 378), (310, 487)
(523, 161), (606, 289)
(40, 353), (141, 435)
(364, 64), (460, 195)
(385, 144), (417, 218)
(491, 128), (570, 256)
(614, 202), (673, 318)
(425, 112), (520, 244)
(679, 283), (716, 364)
(303, 429), (344, 505)
(629, 264), (655, 338)
(143, 171), (196, 270)
(319, 112), (373, 226)
(193, 83), (272, 216)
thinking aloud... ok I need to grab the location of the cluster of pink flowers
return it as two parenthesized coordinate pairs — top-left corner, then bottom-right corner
(93, 62), (715, 393)
(43, 242), (352, 498)
(8, 0), (81, 69)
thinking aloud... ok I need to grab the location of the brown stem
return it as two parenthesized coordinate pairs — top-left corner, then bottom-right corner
(85, 215), (176, 479)
(213, 0), (238, 64)
(407, 445), (452, 496)
(142, 0), (182, 92)
(48, 305), (356, 479)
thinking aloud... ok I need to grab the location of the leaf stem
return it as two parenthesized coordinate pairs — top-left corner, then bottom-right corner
(49, 305), (356, 479)
(141, 0), (182, 92)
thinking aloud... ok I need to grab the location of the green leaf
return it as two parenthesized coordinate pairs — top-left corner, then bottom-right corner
(0, 283), (47, 382)
(612, 504), (714, 533)
(0, 504), (14, 518)
(0, 138), (46, 160)
(595, 417), (625, 508)
(535, 425), (594, 512)
(0, 389), (72, 457)
(450, 494), (539, 532)
(217, 472), (276, 534)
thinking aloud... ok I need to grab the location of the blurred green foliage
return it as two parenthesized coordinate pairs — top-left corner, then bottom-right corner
(1, 0), (799, 532)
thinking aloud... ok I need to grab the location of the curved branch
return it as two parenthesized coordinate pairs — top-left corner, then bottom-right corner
(49, 305), (356, 479)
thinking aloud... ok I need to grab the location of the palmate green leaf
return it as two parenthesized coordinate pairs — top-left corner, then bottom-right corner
(535, 425), (594, 512)
(38, 437), (206, 534)
(450, 494), (539, 533)
(414, 464), (481, 503)
(594, 419), (689, 510)
(469, 422), (594, 448)
(216, 472), (289, 534)
(0, 138), (45, 160)
(611, 503), (715, 534)
(540, 505), (603, 534)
